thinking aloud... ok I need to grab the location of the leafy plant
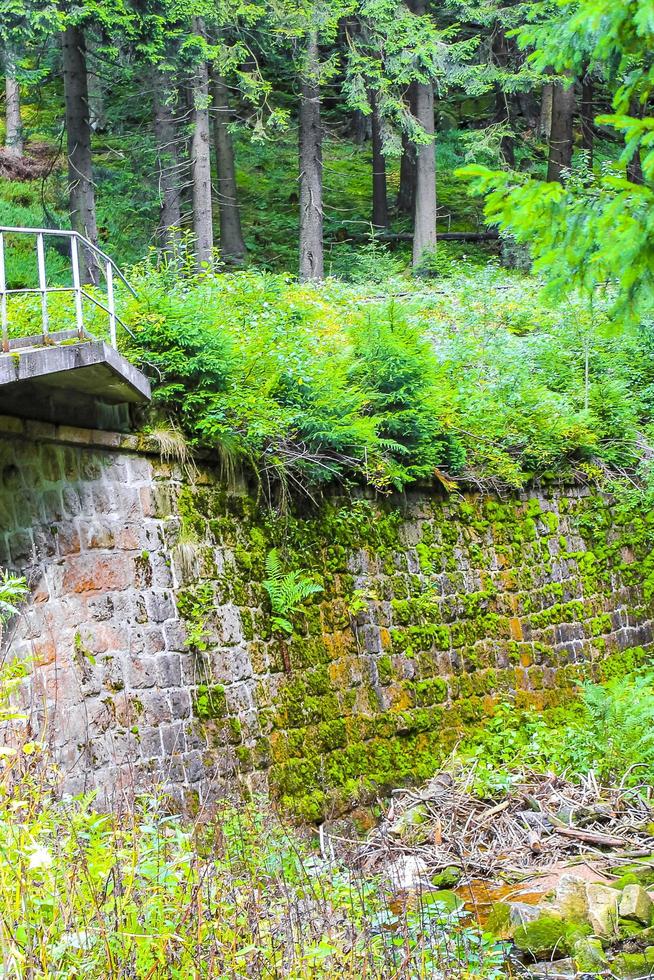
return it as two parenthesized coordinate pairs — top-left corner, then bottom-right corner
(262, 549), (322, 635)
(459, 668), (654, 792)
(0, 570), (28, 640)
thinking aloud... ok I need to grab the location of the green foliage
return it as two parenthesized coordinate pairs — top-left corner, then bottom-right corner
(125, 264), (468, 495)
(0, 726), (506, 978)
(263, 549), (322, 635)
(0, 569), (28, 623)
(125, 261), (654, 495)
(350, 307), (467, 484)
(461, 669), (654, 791)
(460, 0), (654, 316)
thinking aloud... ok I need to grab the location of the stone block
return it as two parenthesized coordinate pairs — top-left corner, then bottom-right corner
(63, 554), (133, 594)
(619, 884), (653, 925)
(585, 883), (619, 937)
(184, 750), (205, 784)
(169, 689), (191, 720)
(156, 653), (182, 689)
(146, 591), (176, 623)
(125, 656), (157, 690)
(160, 721), (186, 755)
(138, 726), (163, 758)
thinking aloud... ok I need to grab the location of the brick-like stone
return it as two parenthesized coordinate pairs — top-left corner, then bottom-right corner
(2, 434), (654, 815)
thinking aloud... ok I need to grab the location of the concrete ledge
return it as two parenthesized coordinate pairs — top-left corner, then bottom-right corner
(0, 340), (151, 404)
(0, 339), (151, 431)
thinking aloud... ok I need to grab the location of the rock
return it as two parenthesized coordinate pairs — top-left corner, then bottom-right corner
(510, 903), (548, 928)
(526, 958), (577, 978)
(487, 901), (547, 940)
(612, 947), (654, 979)
(619, 884), (653, 925)
(573, 937), (608, 973)
(430, 865), (462, 888)
(386, 855), (430, 891)
(486, 902), (513, 939)
(555, 874), (589, 921)
(421, 888), (462, 912)
(608, 861), (654, 889)
(389, 803), (430, 841)
(514, 914), (570, 960)
(585, 883), (619, 937)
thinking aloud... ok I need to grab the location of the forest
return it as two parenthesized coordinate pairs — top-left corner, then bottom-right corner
(2, 0), (654, 978)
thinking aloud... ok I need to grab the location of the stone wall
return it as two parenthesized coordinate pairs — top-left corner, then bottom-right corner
(1, 415), (653, 818)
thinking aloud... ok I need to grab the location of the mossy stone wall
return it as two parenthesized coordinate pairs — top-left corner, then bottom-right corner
(0, 417), (653, 818)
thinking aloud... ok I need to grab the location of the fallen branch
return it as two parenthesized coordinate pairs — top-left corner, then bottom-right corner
(328, 230), (500, 245)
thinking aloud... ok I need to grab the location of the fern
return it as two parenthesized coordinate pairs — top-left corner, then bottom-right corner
(263, 550), (322, 636)
(0, 570), (27, 623)
(576, 673), (654, 784)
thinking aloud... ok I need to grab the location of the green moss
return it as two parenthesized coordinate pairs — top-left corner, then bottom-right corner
(612, 949), (654, 979)
(193, 684), (227, 720)
(573, 937), (608, 973)
(513, 914), (581, 959)
(156, 479), (654, 820)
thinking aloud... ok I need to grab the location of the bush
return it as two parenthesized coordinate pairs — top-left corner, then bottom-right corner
(121, 262), (654, 497)
(460, 669), (654, 791)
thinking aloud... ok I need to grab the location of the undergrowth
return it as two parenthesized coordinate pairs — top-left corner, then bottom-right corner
(116, 257), (654, 498)
(459, 668), (654, 797)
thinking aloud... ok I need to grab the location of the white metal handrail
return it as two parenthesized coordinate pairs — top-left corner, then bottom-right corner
(0, 226), (137, 353)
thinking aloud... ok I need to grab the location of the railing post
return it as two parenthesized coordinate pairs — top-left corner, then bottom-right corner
(106, 260), (117, 348)
(0, 233), (7, 353)
(36, 233), (49, 341)
(70, 235), (84, 340)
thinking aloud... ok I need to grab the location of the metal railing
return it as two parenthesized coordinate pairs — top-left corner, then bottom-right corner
(0, 227), (136, 353)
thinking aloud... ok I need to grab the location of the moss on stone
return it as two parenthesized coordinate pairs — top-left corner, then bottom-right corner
(193, 684), (227, 720)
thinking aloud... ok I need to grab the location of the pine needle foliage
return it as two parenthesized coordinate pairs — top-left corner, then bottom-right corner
(262, 549), (322, 636)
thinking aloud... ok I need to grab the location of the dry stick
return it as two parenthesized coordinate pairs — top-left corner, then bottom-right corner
(550, 823), (627, 848)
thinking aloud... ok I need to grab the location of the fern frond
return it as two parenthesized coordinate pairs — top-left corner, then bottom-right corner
(263, 551), (323, 634)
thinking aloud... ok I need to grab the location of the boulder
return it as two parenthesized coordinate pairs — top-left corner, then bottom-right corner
(573, 937), (608, 973)
(514, 914), (570, 960)
(619, 884), (653, 926)
(585, 883), (619, 938)
(386, 855), (430, 891)
(527, 958), (577, 978)
(612, 947), (654, 979)
(430, 865), (462, 888)
(510, 903), (547, 928)
(554, 874), (589, 921)
(487, 901), (548, 940)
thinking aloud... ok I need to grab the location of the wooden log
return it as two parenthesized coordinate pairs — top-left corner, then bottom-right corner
(552, 824), (627, 848)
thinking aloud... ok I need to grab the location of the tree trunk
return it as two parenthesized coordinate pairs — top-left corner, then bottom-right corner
(412, 80), (437, 267)
(211, 71), (246, 265)
(492, 29), (514, 166)
(151, 69), (182, 257)
(580, 76), (594, 166)
(397, 84), (417, 215)
(547, 80), (575, 182)
(298, 30), (323, 282)
(627, 99), (644, 185)
(407, 0), (436, 268)
(349, 108), (370, 145)
(86, 39), (106, 133)
(62, 24), (99, 283)
(5, 58), (23, 158)
(190, 17), (213, 270)
(370, 91), (388, 229)
(539, 82), (553, 139)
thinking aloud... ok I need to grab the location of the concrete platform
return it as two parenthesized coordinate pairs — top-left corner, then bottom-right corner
(0, 334), (151, 431)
